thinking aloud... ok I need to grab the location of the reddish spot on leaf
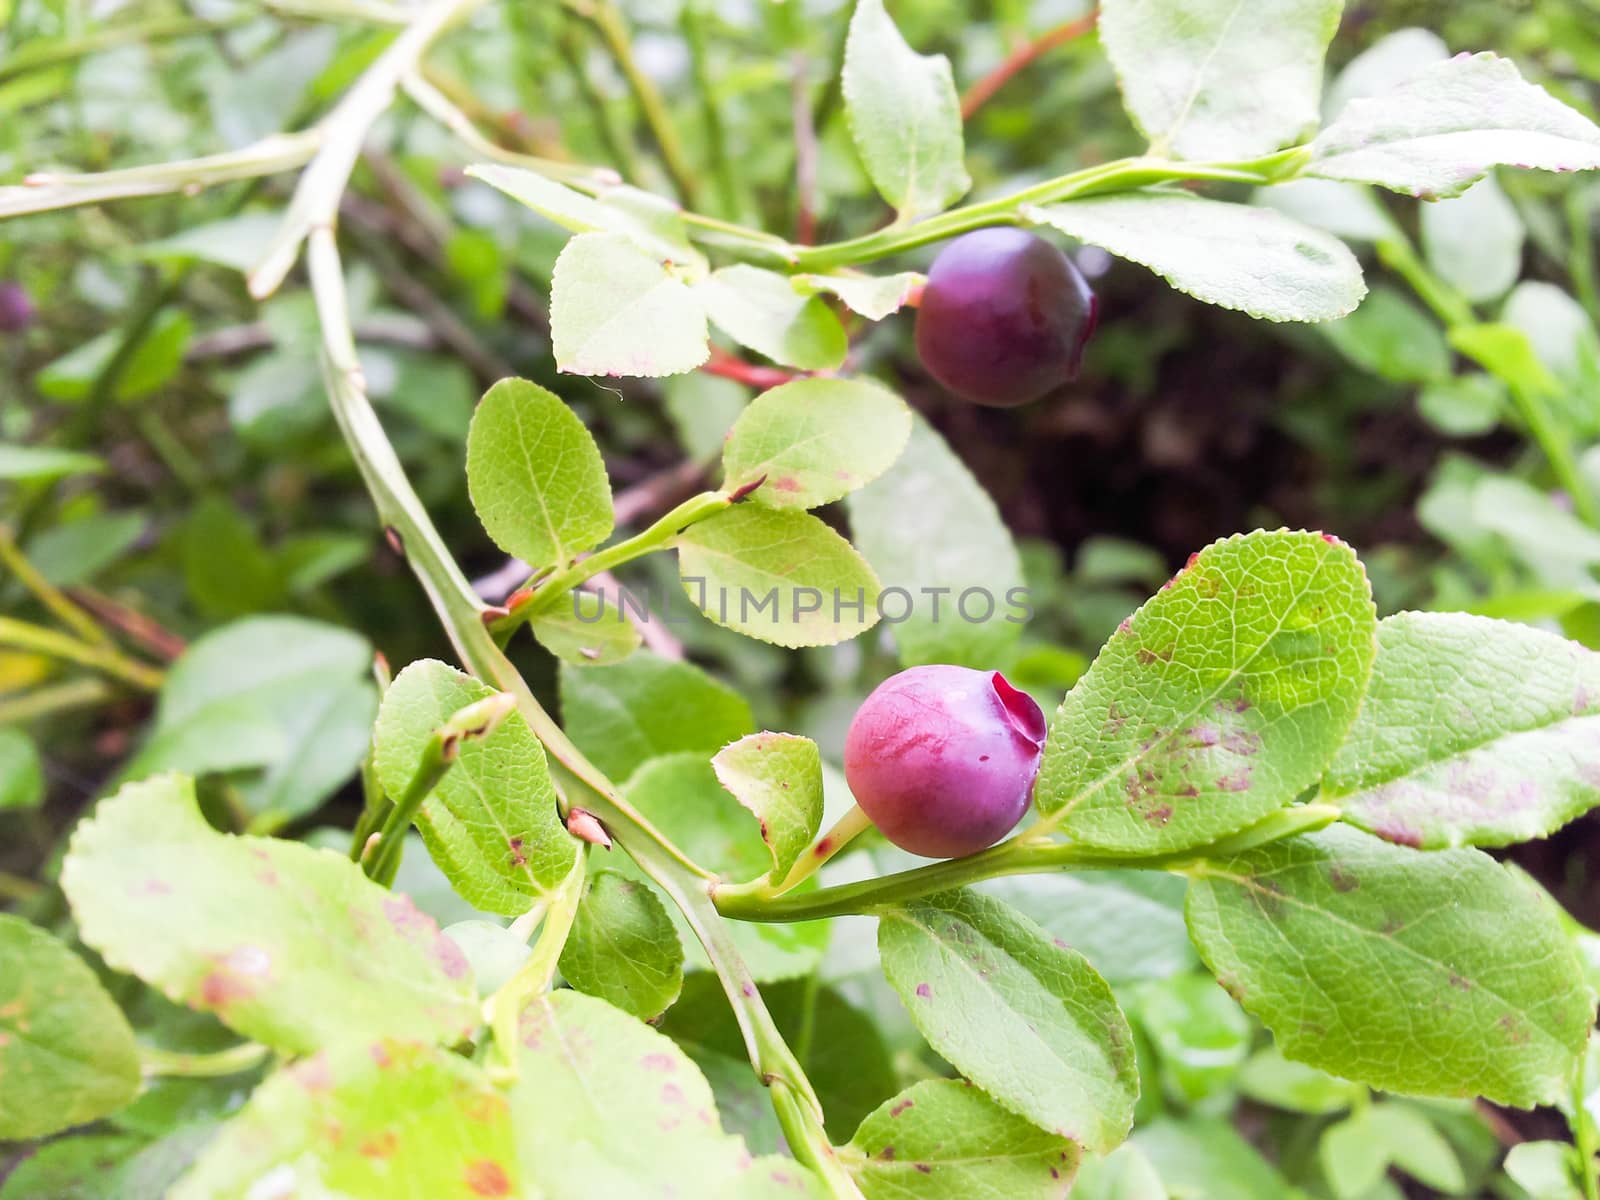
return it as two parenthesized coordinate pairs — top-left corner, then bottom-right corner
(641, 1053), (677, 1073)
(370, 1043), (393, 1068)
(508, 837), (527, 867)
(465, 1160), (512, 1197)
(879, 1146), (896, 1160)
(359, 1131), (399, 1158)
(141, 879), (172, 895)
(915, 1163), (932, 1174)
(296, 1053), (332, 1092)
(662, 1082), (687, 1107)
(813, 837), (833, 857)
(771, 476), (803, 493)
(915, 983), (931, 999)
(1216, 771), (1251, 792)
(1328, 866), (1359, 893)
(890, 1099), (914, 1117)
(384, 895), (434, 936)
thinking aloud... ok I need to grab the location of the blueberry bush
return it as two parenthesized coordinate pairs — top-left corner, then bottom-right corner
(7, 1), (1600, 1197)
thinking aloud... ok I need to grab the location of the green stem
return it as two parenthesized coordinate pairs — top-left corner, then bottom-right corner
(788, 153), (1295, 271)
(580, 0), (699, 205)
(489, 859), (586, 1072)
(0, 616), (164, 692)
(0, 678), (114, 725)
(0, 525), (109, 647)
(1567, 187), (1600, 330)
(0, 871), (43, 903)
(719, 804), (1342, 923)
(366, 736), (454, 885)
(0, 15), (254, 87)
(1506, 380), (1599, 526)
(554, 20), (646, 185)
(1375, 237), (1474, 328)
(496, 490), (732, 636)
(139, 1042), (270, 1079)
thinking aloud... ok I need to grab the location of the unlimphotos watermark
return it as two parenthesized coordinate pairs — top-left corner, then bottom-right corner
(569, 582), (1034, 626)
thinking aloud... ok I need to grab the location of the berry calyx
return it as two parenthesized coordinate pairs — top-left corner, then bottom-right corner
(914, 228), (1097, 408)
(843, 664), (1047, 858)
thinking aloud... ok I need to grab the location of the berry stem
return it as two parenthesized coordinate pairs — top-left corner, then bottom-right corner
(720, 804), (875, 903)
(959, 12), (1098, 121)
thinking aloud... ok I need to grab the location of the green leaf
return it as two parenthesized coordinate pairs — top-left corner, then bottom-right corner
(1069, 1144), (1166, 1200)
(1321, 611), (1600, 848)
(1309, 52), (1600, 199)
(36, 308), (192, 403)
(677, 505), (881, 648)
(1503, 282), (1600, 437)
(0, 443), (103, 483)
(1185, 824), (1595, 1105)
(1028, 193), (1366, 322)
(1418, 373), (1505, 436)
(61, 775), (478, 1054)
(846, 413), (1025, 668)
(466, 377), (614, 571)
(23, 510), (146, 588)
(841, 0), (969, 219)
(1135, 974), (1252, 1105)
(877, 890), (1138, 1153)
(1322, 286), (1450, 383)
(0, 727), (44, 809)
(558, 869), (684, 1020)
(180, 494), (283, 620)
(1236, 1044), (1363, 1114)
(551, 232), (709, 377)
(843, 1078), (1080, 1198)
(1257, 178), (1403, 243)
(1325, 27), (1449, 117)
(467, 165), (700, 267)
(130, 615), (375, 827)
(796, 272), (924, 321)
(698, 266), (848, 370)
(1420, 175), (1524, 303)
(0, 915), (140, 1139)
(624, 754), (831, 980)
(511, 989), (814, 1198)
(173, 1040), (517, 1200)
(1036, 530), (1377, 853)
(1137, 1117), (1292, 1199)
(1379, 1104), (1466, 1194)
(1098, 0), (1341, 160)
(1505, 1141), (1585, 1200)
(530, 591), (643, 666)
(712, 732), (824, 883)
(659, 973), (894, 1142)
(982, 870), (1196, 985)
(1320, 1107), (1392, 1200)
(721, 378), (911, 511)
(441, 921), (531, 998)
(373, 660), (576, 916)
(141, 212), (287, 273)
(0, 1133), (145, 1200)
(559, 653), (754, 782)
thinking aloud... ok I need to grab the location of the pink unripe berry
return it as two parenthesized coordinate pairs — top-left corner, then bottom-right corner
(843, 665), (1048, 859)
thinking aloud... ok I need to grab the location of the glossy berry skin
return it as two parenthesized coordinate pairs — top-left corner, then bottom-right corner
(844, 665), (1048, 858)
(914, 228), (1096, 408)
(0, 283), (33, 334)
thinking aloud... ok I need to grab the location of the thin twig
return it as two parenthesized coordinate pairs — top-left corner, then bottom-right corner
(0, 525), (109, 648)
(588, 569), (684, 660)
(682, 1), (739, 219)
(614, 458), (708, 526)
(0, 678), (114, 725)
(703, 346), (797, 390)
(187, 315), (439, 361)
(64, 589), (187, 662)
(959, 12), (1098, 121)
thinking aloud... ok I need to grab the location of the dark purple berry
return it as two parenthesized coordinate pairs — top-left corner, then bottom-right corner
(843, 665), (1047, 858)
(0, 283), (33, 334)
(914, 228), (1096, 408)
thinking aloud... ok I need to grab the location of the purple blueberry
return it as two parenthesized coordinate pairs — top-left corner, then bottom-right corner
(0, 283), (33, 334)
(843, 665), (1048, 858)
(914, 228), (1097, 408)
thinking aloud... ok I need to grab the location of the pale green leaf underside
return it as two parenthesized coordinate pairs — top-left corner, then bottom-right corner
(1186, 824), (1594, 1107)
(841, 0), (970, 218)
(843, 1078), (1079, 1198)
(877, 890), (1138, 1154)
(698, 266), (848, 371)
(1099, 0), (1342, 160)
(558, 870), (685, 1020)
(712, 732), (825, 883)
(677, 505), (882, 648)
(512, 989), (816, 1198)
(722, 377), (912, 510)
(0, 915), (140, 1140)
(373, 660), (576, 916)
(1036, 530), (1377, 853)
(1309, 52), (1600, 199)
(466, 377), (614, 571)
(60, 775), (479, 1054)
(846, 413), (1025, 669)
(551, 233), (708, 377)
(173, 1040), (517, 1200)
(558, 654), (754, 783)
(796, 272), (924, 321)
(1029, 193), (1367, 323)
(1321, 611), (1600, 848)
